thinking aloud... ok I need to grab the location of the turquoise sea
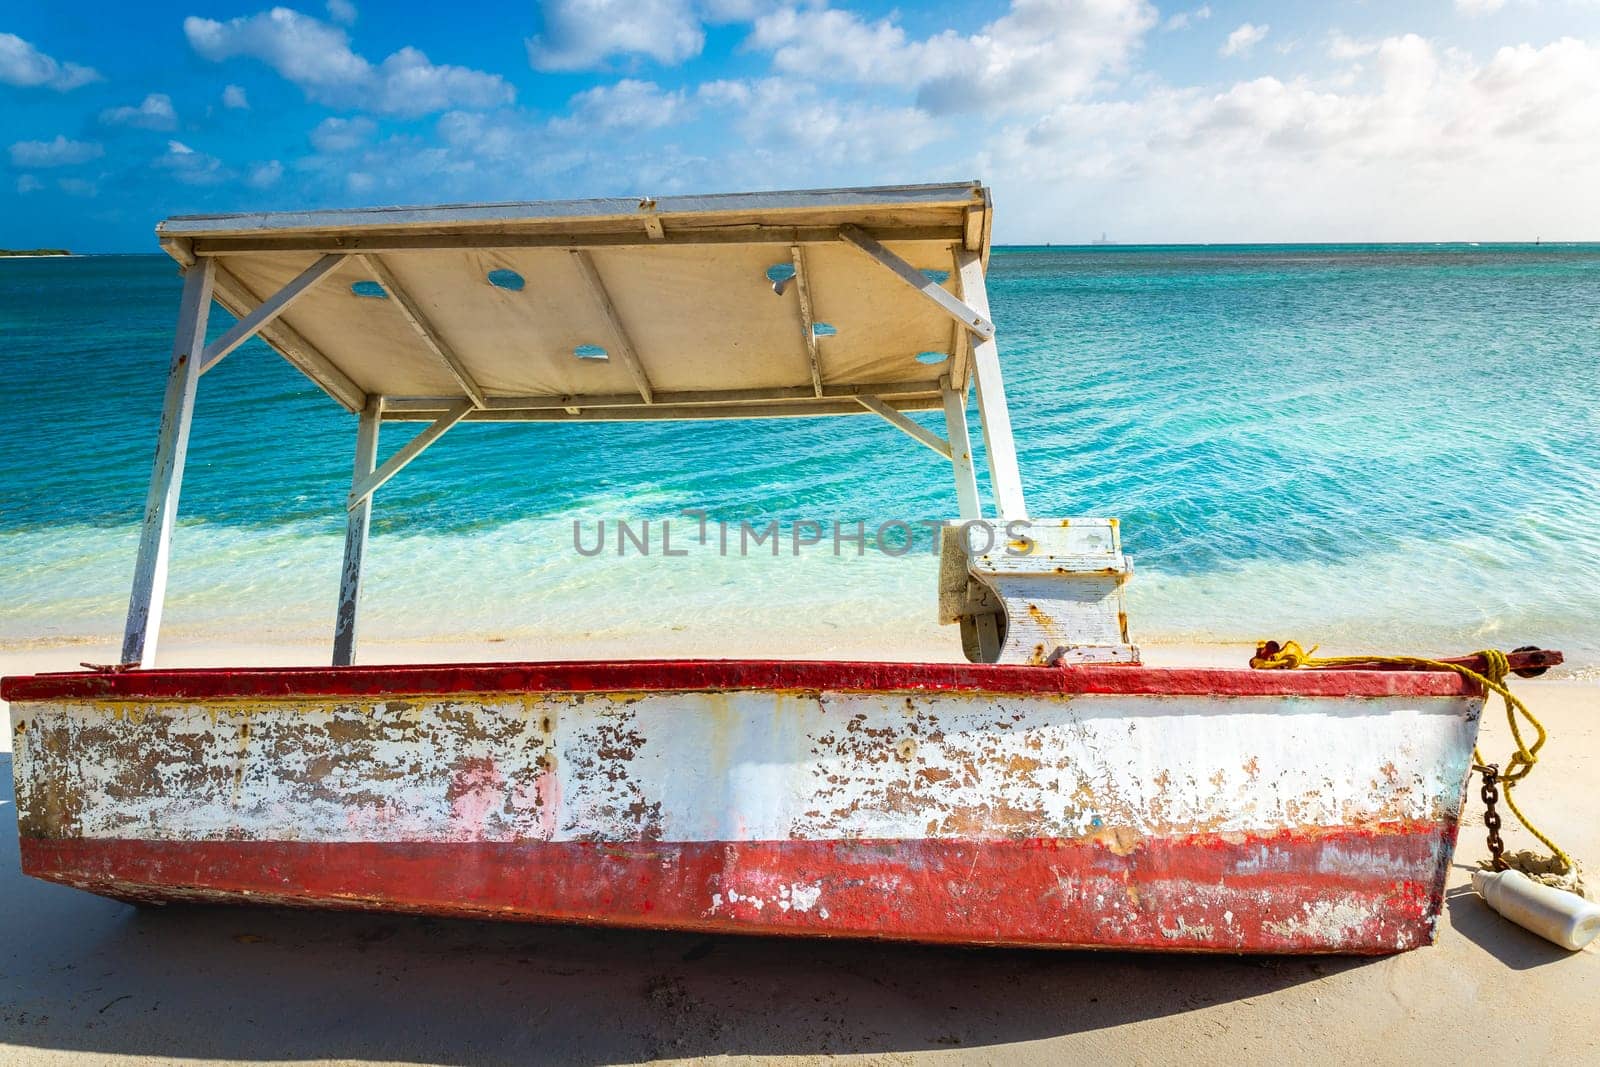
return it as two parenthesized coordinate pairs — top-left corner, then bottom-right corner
(2, 246), (1597, 671)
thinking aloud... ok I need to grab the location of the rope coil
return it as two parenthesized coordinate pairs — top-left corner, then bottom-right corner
(1251, 641), (1580, 892)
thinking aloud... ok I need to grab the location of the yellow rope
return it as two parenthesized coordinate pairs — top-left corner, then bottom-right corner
(1250, 641), (1574, 875)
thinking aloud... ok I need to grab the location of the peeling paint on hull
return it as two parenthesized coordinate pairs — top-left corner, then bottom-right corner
(3, 660), (1482, 954)
(25, 824), (1453, 953)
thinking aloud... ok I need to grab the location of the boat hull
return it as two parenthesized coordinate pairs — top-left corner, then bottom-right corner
(3, 660), (1482, 953)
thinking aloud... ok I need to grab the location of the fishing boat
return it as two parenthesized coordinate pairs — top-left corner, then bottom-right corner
(2, 183), (1558, 953)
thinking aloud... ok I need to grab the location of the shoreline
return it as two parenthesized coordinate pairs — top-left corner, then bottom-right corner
(6, 632), (1593, 672)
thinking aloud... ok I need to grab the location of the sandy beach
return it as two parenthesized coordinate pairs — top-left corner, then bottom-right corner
(1, 637), (1594, 1066)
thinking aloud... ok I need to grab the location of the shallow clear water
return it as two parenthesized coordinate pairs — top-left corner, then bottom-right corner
(2, 246), (1597, 666)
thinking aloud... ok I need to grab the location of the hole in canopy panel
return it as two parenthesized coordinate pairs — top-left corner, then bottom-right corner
(350, 280), (388, 299)
(915, 351), (948, 365)
(766, 262), (797, 296)
(574, 344), (609, 360)
(812, 322), (838, 338)
(487, 268), (525, 291)
(922, 269), (950, 285)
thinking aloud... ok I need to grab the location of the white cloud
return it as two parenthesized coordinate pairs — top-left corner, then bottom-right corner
(185, 10), (365, 92)
(310, 115), (376, 151)
(553, 79), (691, 131)
(436, 111), (548, 163)
(327, 0), (358, 24)
(994, 35), (1600, 241)
(1221, 22), (1269, 57)
(0, 33), (101, 90)
(700, 0), (765, 18)
(699, 78), (939, 161)
(746, 0), (1159, 115)
(369, 47), (515, 115)
(246, 159), (284, 188)
(429, 109), (722, 197)
(155, 140), (230, 185)
(299, 123), (485, 201)
(527, 0), (705, 71)
(58, 177), (97, 198)
(1163, 4), (1211, 31)
(184, 8), (513, 116)
(223, 83), (250, 109)
(1455, 0), (1506, 15)
(1327, 32), (1378, 61)
(15, 175), (43, 194)
(100, 93), (179, 130)
(8, 136), (104, 168)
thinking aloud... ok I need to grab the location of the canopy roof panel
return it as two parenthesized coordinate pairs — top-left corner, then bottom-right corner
(159, 182), (994, 421)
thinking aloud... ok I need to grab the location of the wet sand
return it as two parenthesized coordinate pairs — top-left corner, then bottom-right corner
(1, 639), (1595, 1065)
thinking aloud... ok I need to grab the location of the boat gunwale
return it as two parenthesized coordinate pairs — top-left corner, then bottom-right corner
(0, 658), (1480, 703)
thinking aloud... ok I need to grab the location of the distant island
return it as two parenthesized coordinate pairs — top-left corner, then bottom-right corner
(0, 248), (72, 257)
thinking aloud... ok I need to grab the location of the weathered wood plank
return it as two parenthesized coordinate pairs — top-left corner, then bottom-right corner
(333, 397), (381, 666)
(200, 253), (347, 374)
(790, 244), (824, 396)
(211, 265), (365, 411)
(356, 254), (488, 408)
(941, 378), (981, 520)
(122, 259), (216, 667)
(186, 225), (966, 256)
(159, 183), (985, 236)
(947, 245), (971, 391)
(379, 379), (942, 415)
(956, 249), (1026, 519)
(382, 397), (946, 423)
(856, 395), (951, 459)
(839, 225), (994, 341)
(347, 400), (473, 510)
(639, 198), (665, 240)
(569, 250), (655, 404)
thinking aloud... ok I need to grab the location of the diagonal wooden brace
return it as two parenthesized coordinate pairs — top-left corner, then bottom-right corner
(839, 225), (994, 341)
(200, 254), (348, 374)
(347, 400), (472, 510)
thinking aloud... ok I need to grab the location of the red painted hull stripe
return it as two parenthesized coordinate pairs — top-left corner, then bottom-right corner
(0, 657), (1477, 703)
(22, 823), (1451, 954)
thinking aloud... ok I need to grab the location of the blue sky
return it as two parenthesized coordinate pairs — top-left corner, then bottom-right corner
(4, 0), (1599, 249)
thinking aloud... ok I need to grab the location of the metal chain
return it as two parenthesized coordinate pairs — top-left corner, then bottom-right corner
(1477, 763), (1508, 871)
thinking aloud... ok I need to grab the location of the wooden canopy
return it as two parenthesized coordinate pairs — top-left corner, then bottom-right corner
(125, 182), (1025, 670)
(157, 183), (995, 422)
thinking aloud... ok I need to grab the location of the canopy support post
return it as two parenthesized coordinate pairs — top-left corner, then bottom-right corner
(334, 396), (382, 666)
(940, 377), (981, 520)
(856, 396), (951, 459)
(956, 249), (1026, 519)
(121, 259), (216, 668)
(939, 373), (1001, 661)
